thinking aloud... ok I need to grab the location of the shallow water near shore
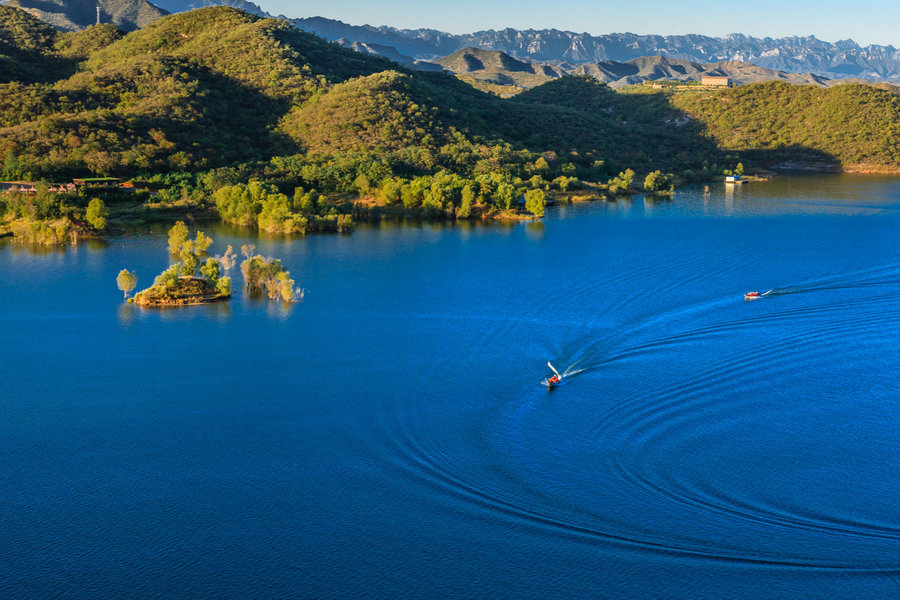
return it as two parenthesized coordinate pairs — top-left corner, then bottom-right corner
(3, 174), (900, 598)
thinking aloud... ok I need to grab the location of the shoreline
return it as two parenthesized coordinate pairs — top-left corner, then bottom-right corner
(135, 295), (230, 307)
(133, 276), (231, 307)
(4, 170), (900, 245)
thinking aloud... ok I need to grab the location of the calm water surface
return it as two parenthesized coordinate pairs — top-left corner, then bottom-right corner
(2, 174), (900, 598)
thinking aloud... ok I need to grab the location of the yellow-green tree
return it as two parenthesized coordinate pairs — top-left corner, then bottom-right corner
(86, 198), (108, 230)
(643, 170), (674, 193)
(168, 221), (189, 254)
(524, 188), (546, 217)
(241, 253), (299, 302)
(116, 269), (137, 300)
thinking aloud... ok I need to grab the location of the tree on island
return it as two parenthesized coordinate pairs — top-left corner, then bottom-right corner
(116, 269), (137, 300)
(132, 223), (231, 305)
(240, 244), (301, 303)
(168, 220), (189, 254)
(156, 227), (229, 296)
(178, 230), (213, 278)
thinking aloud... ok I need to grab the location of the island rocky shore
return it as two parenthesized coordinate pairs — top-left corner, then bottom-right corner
(134, 276), (230, 307)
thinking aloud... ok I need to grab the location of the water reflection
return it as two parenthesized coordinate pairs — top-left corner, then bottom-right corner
(145, 300), (233, 323)
(83, 238), (110, 252)
(117, 302), (137, 326)
(265, 299), (295, 321)
(723, 182), (735, 213)
(642, 194), (674, 216)
(524, 221), (545, 241)
(10, 242), (68, 256)
(2, 236), (110, 256)
(208, 301), (232, 322)
(239, 289), (295, 321)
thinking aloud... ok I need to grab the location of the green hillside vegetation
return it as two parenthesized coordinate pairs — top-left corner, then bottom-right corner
(453, 75), (523, 98)
(5, 0), (166, 32)
(516, 74), (620, 110)
(283, 70), (452, 154)
(671, 81), (900, 167)
(1, 6), (899, 244)
(507, 76), (722, 170)
(54, 24), (124, 59)
(83, 7), (389, 98)
(0, 5), (64, 82)
(0, 5), (123, 80)
(0, 7), (395, 177)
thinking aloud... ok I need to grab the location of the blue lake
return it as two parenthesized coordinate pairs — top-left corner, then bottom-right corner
(3, 174), (900, 598)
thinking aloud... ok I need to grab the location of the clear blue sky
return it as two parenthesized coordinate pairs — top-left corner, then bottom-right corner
(259, 0), (899, 46)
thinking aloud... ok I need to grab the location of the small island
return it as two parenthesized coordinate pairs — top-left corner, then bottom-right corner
(134, 275), (230, 306)
(131, 222), (232, 307)
(123, 222), (302, 307)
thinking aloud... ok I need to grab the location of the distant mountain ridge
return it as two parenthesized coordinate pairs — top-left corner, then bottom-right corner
(11, 4), (899, 83)
(4, 0), (166, 31)
(571, 55), (833, 87)
(292, 16), (900, 82)
(340, 40), (442, 71)
(147, 0), (266, 17)
(427, 49), (835, 91)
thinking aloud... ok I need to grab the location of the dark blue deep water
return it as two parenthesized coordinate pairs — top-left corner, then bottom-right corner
(3, 174), (900, 598)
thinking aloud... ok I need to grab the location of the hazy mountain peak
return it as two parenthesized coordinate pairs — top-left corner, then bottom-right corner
(148, 0), (267, 18)
(293, 16), (900, 82)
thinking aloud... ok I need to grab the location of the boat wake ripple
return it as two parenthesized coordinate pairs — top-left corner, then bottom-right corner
(383, 263), (900, 569)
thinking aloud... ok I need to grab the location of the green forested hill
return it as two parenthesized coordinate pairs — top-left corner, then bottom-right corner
(671, 81), (900, 168)
(4, 0), (166, 32)
(0, 5), (62, 82)
(0, 7), (123, 82)
(0, 7), (399, 175)
(282, 71), (456, 153)
(82, 6), (391, 98)
(0, 5), (898, 185)
(507, 75), (723, 167)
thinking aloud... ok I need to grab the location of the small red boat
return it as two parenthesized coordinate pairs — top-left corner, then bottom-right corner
(744, 291), (762, 300)
(542, 362), (563, 389)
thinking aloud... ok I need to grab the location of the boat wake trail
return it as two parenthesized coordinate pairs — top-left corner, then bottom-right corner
(548, 263), (900, 382)
(762, 264), (900, 298)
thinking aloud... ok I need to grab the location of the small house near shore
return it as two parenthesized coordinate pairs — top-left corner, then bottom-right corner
(701, 75), (730, 87)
